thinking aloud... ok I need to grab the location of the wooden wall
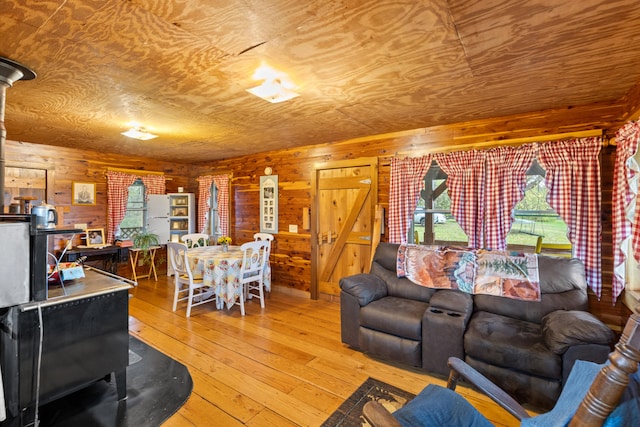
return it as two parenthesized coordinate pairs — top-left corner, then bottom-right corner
(6, 97), (638, 330)
(4, 139), (197, 250)
(193, 100), (635, 331)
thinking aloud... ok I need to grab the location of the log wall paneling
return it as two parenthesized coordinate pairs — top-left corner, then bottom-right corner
(192, 102), (634, 331)
(4, 98), (635, 330)
(5, 139), (196, 249)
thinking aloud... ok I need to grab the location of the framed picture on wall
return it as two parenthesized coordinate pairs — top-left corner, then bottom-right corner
(72, 182), (96, 205)
(86, 228), (105, 247)
(260, 175), (278, 233)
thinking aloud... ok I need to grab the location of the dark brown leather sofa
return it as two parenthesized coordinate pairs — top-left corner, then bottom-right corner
(340, 242), (615, 410)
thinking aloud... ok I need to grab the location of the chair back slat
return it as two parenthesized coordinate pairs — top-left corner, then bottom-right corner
(181, 233), (210, 248)
(253, 232), (273, 259)
(167, 242), (190, 277)
(241, 240), (269, 278)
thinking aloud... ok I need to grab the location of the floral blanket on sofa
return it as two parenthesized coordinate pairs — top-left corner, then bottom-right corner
(397, 244), (541, 301)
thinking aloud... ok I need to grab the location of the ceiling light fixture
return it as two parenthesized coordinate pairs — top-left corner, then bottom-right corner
(246, 64), (299, 103)
(121, 127), (158, 140)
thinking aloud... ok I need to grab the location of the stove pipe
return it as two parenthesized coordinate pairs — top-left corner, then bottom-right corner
(0, 57), (36, 214)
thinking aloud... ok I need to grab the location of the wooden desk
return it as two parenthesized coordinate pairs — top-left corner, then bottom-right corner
(62, 245), (129, 274)
(129, 246), (161, 282)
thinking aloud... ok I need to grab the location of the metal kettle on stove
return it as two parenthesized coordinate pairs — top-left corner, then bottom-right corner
(32, 202), (58, 229)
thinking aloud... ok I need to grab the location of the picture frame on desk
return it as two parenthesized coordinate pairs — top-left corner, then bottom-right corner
(72, 182), (96, 205)
(86, 228), (105, 247)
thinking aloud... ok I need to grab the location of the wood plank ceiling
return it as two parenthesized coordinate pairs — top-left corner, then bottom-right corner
(1, 0), (640, 163)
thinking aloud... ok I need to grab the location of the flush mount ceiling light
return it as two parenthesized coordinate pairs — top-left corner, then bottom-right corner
(246, 64), (299, 103)
(121, 126), (158, 140)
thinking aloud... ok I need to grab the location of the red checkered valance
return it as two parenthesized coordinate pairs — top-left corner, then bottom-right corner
(613, 121), (640, 303)
(388, 156), (432, 243)
(106, 171), (166, 244)
(483, 145), (536, 251)
(197, 174), (229, 237)
(436, 150), (487, 249)
(389, 137), (602, 298)
(537, 137), (602, 298)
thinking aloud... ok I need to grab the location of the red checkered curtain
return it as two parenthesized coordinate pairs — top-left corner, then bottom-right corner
(483, 145), (536, 250)
(107, 172), (165, 244)
(106, 171), (137, 244)
(140, 175), (166, 198)
(197, 175), (214, 233)
(612, 122), (640, 303)
(197, 174), (229, 236)
(436, 150), (486, 248)
(388, 156), (432, 243)
(538, 137), (602, 298)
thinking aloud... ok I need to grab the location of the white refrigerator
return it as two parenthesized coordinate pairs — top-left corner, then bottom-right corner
(146, 193), (195, 244)
(147, 194), (171, 244)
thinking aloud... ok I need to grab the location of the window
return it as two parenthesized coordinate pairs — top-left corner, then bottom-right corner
(411, 160), (570, 253)
(506, 161), (570, 254)
(624, 150), (640, 309)
(209, 181), (221, 240)
(411, 162), (467, 245)
(118, 179), (146, 239)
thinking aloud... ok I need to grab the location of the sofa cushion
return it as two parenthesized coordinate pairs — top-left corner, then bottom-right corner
(339, 273), (388, 306)
(372, 242), (401, 271)
(359, 327), (422, 367)
(472, 255), (589, 324)
(542, 310), (615, 354)
(537, 256), (587, 294)
(371, 263), (435, 302)
(360, 296), (429, 340)
(465, 311), (561, 379)
(465, 355), (561, 410)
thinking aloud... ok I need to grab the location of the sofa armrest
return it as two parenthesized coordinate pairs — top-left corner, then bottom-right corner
(339, 274), (388, 307)
(541, 310), (615, 355)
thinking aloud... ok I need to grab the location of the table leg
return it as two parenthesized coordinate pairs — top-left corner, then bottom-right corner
(129, 251), (139, 282)
(148, 248), (158, 281)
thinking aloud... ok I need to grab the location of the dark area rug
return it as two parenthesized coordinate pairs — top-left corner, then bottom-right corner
(38, 335), (193, 427)
(321, 378), (415, 426)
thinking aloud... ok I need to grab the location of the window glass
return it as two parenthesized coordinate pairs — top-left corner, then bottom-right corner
(506, 162), (570, 253)
(209, 182), (220, 240)
(412, 162), (467, 245)
(625, 152), (640, 299)
(411, 160), (570, 253)
(119, 179), (146, 239)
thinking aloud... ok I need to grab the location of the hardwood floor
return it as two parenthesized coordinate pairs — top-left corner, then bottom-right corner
(127, 273), (522, 426)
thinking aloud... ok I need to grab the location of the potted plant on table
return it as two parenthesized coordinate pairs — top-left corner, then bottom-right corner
(218, 236), (232, 252)
(133, 230), (163, 266)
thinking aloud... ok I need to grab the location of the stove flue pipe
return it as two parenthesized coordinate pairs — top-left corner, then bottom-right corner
(0, 57), (36, 214)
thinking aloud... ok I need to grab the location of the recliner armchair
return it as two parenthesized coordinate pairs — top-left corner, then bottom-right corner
(363, 310), (640, 427)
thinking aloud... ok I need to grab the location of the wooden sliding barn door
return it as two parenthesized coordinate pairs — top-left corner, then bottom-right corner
(311, 157), (378, 299)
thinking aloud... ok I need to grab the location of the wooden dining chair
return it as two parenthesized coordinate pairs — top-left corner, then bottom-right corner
(167, 242), (217, 317)
(236, 240), (270, 315)
(363, 309), (640, 427)
(180, 233), (210, 248)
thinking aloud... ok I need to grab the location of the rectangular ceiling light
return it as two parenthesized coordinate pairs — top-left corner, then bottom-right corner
(121, 127), (158, 140)
(246, 79), (300, 103)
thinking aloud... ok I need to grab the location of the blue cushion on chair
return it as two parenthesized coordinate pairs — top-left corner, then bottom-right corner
(393, 384), (493, 427)
(522, 360), (603, 427)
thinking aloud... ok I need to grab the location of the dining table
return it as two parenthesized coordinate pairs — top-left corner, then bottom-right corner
(186, 245), (271, 310)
